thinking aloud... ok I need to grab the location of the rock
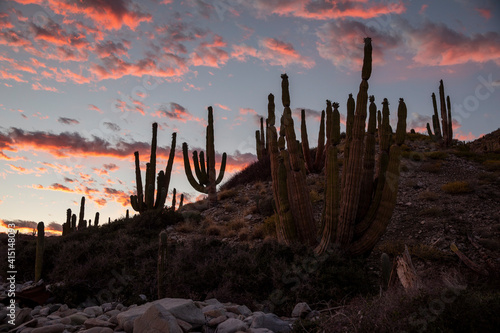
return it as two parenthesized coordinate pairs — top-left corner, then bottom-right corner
(133, 304), (182, 333)
(81, 328), (114, 333)
(208, 315), (227, 326)
(248, 328), (274, 333)
(84, 306), (103, 317)
(84, 317), (115, 329)
(67, 313), (89, 325)
(291, 302), (311, 318)
(226, 305), (252, 317)
(215, 318), (248, 333)
(39, 307), (50, 317)
(48, 304), (60, 314)
(117, 298), (205, 329)
(31, 324), (66, 333)
(249, 312), (291, 333)
(16, 308), (33, 326)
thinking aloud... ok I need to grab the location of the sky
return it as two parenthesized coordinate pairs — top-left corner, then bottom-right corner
(0, 0), (499, 235)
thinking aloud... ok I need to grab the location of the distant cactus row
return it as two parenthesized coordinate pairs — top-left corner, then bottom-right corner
(426, 79), (453, 146)
(62, 196), (100, 235)
(268, 38), (407, 256)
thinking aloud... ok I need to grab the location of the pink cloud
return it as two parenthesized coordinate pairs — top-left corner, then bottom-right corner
(215, 103), (231, 111)
(0, 70), (27, 83)
(475, 8), (491, 20)
(190, 35), (229, 68)
(232, 37), (315, 69)
(247, 0), (406, 20)
(31, 82), (59, 92)
(405, 21), (500, 66)
(88, 104), (103, 114)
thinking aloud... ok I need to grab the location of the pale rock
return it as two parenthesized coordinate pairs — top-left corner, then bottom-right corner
(67, 313), (88, 325)
(291, 302), (311, 318)
(84, 306), (103, 317)
(215, 318), (248, 333)
(84, 317), (115, 329)
(208, 315), (227, 326)
(15, 308), (33, 326)
(249, 312), (291, 333)
(132, 304), (182, 333)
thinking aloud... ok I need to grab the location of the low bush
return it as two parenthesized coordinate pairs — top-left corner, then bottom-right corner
(441, 181), (474, 194)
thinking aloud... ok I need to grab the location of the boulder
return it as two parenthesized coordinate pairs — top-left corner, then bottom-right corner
(31, 324), (66, 333)
(291, 302), (311, 318)
(81, 328), (114, 333)
(248, 312), (291, 333)
(83, 317), (115, 329)
(133, 304), (182, 333)
(215, 318), (248, 333)
(117, 298), (205, 329)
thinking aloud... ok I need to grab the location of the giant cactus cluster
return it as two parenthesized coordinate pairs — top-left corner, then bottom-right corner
(130, 123), (177, 213)
(427, 79), (453, 146)
(268, 38), (407, 256)
(183, 106), (227, 207)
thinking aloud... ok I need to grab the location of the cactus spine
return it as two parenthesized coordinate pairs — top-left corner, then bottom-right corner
(157, 230), (168, 299)
(183, 106), (227, 207)
(130, 123), (177, 213)
(268, 38), (407, 256)
(35, 222), (44, 282)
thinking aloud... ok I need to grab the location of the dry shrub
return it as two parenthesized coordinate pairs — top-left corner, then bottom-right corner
(227, 218), (246, 231)
(483, 159), (500, 172)
(420, 161), (442, 173)
(218, 188), (238, 201)
(441, 181), (474, 194)
(425, 151), (448, 160)
(418, 190), (439, 201)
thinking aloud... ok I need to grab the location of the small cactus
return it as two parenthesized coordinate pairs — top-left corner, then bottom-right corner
(157, 230), (168, 299)
(35, 222), (44, 282)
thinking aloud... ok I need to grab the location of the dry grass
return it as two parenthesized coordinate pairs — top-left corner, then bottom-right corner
(425, 151), (448, 160)
(441, 181), (474, 194)
(218, 188), (238, 201)
(227, 218), (246, 232)
(420, 161), (442, 173)
(483, 159), (500, 172)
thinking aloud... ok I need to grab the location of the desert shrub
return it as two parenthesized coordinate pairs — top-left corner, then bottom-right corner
(401, 143), (411, 152)
(418, 190), (439, 201)
(477, 172), (498, 185)
(441, 181), (474, 194)
(425, 151), (448, 160)
(227, 219), (246, 231)
(407, 132), (431, 141)
(420, 161), (442, 173)
(218, 188), (238, 200)
(234, 195), (249, 205)
(181, 210), (203, 224)
(483, 159), (500, 172)
(256, 194), (275, 217)
(410, 153), (422, 162)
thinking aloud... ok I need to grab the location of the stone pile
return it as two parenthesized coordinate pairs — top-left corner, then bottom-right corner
(1, 292), (319, 333)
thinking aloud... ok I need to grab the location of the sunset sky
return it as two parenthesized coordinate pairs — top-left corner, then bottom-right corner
(1, 0), (499, 234)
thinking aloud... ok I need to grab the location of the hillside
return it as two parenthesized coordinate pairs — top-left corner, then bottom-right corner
(1, 132), (499, 332)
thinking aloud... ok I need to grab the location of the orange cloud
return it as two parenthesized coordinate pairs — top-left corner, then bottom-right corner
(215, 103), (231, 111)
(247, 0), (406, 20)
(32, 82), (59, 92)
(0, 69), (27, 83)
(232, 37), (315, 68)
(40, 0), (152, 31)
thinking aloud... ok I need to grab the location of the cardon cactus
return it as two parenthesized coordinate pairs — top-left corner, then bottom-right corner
(426, 80), (453, 146)
(268, 38), (407, 256)
(255, 117), (268, 161)
(183, 106), (227, 207)
(130, 123), (177, 213)
(35, 222), (44, 282)
(157, 230), (168, 299)
(78, 196), (85, 230)
(301, 108), (326, 173)
(62, 208), (72, 236)
(94, 212), (100, 227)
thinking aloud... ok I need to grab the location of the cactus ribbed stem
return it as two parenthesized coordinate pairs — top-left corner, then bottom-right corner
(439, 79), (449, 145)
(431, 93), (442, 139)
(94, 212), (99, 227)
(78, 196), (85, 230)
(35, 222), (44, 282)
(157, 230), (168, 299)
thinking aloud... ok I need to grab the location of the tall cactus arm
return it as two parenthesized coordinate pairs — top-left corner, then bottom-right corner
(192, 151), (209, 185)
(154, 171), (167, 209)
(426, 123), (435, 140)
(215, 152), (227, 185)
(278, 152), (298, 244)
(182, 142), (208, 193)
(348, 98), (406, 256)
(301, 109), (313, 173)
(439, 80), (449, 143)
(163, 132), (176, 194)
(337, 38), (371, 247)
(132, 151), (144, 212)
(447, 95), (453, 143)
(312, 109), (326, 172)
(431, 93), (442, 139)
(256, 130), (263, 161)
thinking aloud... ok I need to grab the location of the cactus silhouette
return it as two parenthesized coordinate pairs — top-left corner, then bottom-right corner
(426, 80), (453, 146)
(157, 230), (168, 299)
(78, 196), (85, 230)
(300, 108), (326, 173)
(130, 123), (177, 213)
(35, 222), (44, 282)
(183, 106), (227, 207)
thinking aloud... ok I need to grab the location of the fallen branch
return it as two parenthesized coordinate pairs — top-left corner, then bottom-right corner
(450, 243), (489, 276)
